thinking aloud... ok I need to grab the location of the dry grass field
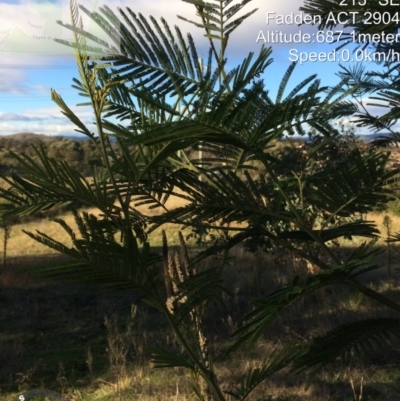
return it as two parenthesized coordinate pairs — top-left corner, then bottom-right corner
(3, 191), (191, 259)
(1, 191), (400, 400)
(5, 202), (400, 259)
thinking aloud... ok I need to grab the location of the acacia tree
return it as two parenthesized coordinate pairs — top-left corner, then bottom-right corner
(3, 0), (400, 399)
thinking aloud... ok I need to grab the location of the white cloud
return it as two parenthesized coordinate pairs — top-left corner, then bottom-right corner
(0, 112), (46, 121)
(0, 105), (96, 136)
(0, 121), (76, 136)
(0, 68), (28, 93)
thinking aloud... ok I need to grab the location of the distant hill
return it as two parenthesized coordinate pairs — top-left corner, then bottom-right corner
(0, 133), (101, 176)
(357, 133), (389, 142)
(1, 132), (393, 146)
(1, 133), (121, 142)
(1, 133), (87, 142)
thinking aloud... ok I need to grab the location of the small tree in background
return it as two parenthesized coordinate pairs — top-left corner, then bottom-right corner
(1, 219), (12, 268)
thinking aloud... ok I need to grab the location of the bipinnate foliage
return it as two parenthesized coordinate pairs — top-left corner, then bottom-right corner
(299, 1), (400, 147)
(2, 0), (400, 399)
(295, 318), (400, 371)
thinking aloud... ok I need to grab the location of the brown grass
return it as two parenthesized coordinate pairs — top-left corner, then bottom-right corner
(4, 207), (399, 259)
(1, 183), (400, 399)
(2, 191), (193, 258)
(1, 239), (399, 401)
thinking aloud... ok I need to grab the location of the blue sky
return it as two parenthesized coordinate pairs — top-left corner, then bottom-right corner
(0, 0), (393, 137)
